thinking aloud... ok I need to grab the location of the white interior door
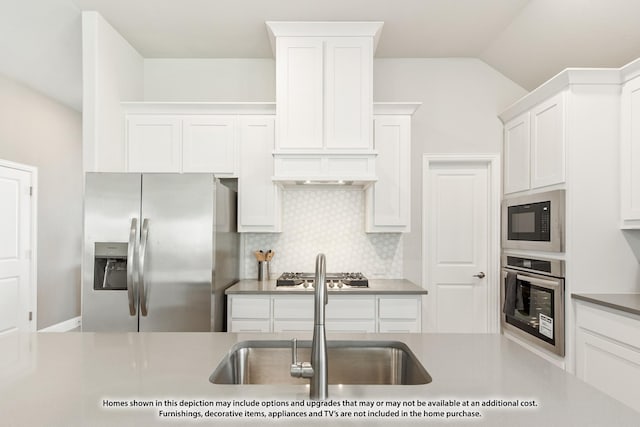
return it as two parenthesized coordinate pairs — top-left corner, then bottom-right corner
(0, 163), (34, 335)
(424, 159), (492, 333)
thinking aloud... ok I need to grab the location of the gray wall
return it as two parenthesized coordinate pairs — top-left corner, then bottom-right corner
(0, 73), (83, 329)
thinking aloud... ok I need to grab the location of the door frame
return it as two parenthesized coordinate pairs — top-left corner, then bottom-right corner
(422, 154), (501, 333)
(0, 159), (38, 332)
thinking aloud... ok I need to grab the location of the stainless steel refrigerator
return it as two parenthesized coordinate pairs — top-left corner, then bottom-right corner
(82, 173), (239, 332)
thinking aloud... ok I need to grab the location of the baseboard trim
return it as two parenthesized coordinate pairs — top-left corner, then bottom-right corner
(38, 316), (82, 332)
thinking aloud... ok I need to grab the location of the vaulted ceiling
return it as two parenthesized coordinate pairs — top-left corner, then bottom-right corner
(3, 0), (640, 111)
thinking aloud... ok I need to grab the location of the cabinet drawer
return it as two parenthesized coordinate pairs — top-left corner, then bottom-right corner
(273, 296), (314, 319)
(378, 297), (420, 319)
(326, 296), (375, 319)
(229, 296), (271, 319)
(379, 320), (420, 333)
(326, 320), (375, 333)
(273, 320), (314, 333)
(228, 319), (271, 333)
(576, 302), (640, 348)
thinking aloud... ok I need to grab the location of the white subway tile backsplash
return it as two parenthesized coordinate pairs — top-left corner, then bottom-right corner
(242, 188), (402, 279)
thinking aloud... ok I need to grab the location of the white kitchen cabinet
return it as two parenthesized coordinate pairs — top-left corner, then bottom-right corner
(366, 115), (411, 232)
(621, 75), (640, 227)
(237, 116), (281, 232)
(125, 113), (238, 175)
(227, 293), (420, 333)
(502, 92), (566, 194)
(378, 296), (421, 333)
(275, 37), (323, 150)
(275, 36), (372, 152)
(530, 92), (566, 189)
(127, 115), (182, 172)
(503, 112), (530, 194)
(227, 295), (271, 332)
(182, 116), (237, 174)
(575, 301), (640, 412)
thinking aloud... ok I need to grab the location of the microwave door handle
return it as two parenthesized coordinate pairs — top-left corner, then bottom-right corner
(126, 218), (138, 316)
(516, 274), (560, 288)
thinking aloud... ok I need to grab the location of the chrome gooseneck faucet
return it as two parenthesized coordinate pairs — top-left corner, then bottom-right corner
(290, 253), (328, 400)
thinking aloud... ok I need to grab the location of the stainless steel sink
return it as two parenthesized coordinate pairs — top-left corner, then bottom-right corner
(210, 340), (432, 385)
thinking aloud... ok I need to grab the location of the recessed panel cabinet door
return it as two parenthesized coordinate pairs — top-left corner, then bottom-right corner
(531, 92), (566, 189)
(276, 38), (323, 150)
(127, 115), (181, 172)
(238, 116), (281, 232)
(182, 115), (238, 175)
(324, 37), (372, 150)
(503, 112), (530, 194)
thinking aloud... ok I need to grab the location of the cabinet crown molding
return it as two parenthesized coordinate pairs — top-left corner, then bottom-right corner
(265, 21), (384, 56)
(499, 68), (621, 123)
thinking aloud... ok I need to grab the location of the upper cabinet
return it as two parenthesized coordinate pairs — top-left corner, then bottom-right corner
(267, 22), (383, 183)
(503, 92), (566, 194)
(268, 22), (381, 153)
(621, 75), (640, 228)
(126, 113), (238, 175)
(503, 112), (530, 194)
(530, 93), (566, 189)
(366, 108), (416, 233)
(275, 36), (372, 151)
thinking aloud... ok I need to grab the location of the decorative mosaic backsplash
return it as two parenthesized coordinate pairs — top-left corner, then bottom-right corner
(242, 188), (403, 279)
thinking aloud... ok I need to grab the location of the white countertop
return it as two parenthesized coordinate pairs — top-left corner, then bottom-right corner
(0, 332), (637, 426)
(226, 279), (427, 295)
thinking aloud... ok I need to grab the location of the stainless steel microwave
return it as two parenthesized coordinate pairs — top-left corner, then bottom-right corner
(502, 190), (565, 252)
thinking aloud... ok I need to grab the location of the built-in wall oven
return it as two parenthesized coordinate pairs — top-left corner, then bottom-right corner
(502, 189), (565, 252)
(501, 255), (565, 356)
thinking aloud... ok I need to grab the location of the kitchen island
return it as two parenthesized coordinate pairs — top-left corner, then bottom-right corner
(0, 332), (637, 426)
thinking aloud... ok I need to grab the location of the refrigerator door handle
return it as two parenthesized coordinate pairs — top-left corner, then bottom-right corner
(139, 218), (150, 316)
(126, 218), (138, 316)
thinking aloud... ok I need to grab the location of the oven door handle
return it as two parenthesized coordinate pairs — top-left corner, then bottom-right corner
(516, 274), (560, 288)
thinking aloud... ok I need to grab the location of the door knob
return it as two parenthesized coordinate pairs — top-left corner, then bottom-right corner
(473, 272), (486, 279)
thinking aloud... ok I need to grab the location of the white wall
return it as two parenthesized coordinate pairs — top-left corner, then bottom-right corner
(144, 59), (275, 101)
(82, 11), (144, 172)
(0, 73), (82, 330)
(373, 58), (528, 284)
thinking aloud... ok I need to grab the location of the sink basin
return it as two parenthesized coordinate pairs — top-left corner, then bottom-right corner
(210, 340), (432, 385)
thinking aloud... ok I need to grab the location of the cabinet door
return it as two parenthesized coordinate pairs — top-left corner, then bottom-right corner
(238, 116), (281, 232)
(126, 115), (181, 172)
(503, 112), (530, 194)
(378, 296), (421, 332)
(324, 37), (373, 150)
(576, 302), (640, 412)
(621, 76), (640, 224)
(276, 37), (323, 150)
(182, 115), (238, 175)
(530, 92), (565, 189)
(366, 116), (411, 232)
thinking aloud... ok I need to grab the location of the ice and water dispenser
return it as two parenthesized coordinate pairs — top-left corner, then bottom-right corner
(94, 242), (128, 290)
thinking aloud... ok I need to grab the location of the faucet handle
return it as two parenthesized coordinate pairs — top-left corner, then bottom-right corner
(290, 338), (313, 378)
(291, 338), (298, 365)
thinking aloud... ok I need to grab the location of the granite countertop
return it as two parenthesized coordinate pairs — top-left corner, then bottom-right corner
(0, 331), (638, 426)
(571, 293), (640, 317)
(226, 279), (427, 295)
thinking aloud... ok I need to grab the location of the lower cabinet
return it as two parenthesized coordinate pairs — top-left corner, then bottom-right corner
(227, 294), (421, 333)
(575, 301), (640, 412)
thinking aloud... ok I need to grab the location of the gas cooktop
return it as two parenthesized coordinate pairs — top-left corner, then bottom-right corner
(276, 272), (368, 288)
